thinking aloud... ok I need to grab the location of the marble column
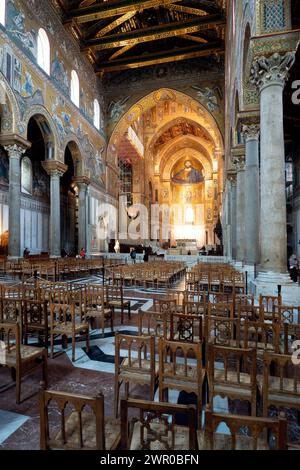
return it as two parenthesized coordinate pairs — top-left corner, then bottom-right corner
(42, 161), (67, 257)
(250, 52), (296, 277)
(5, 144), (27, 258)
(242, 124), (260, 266)
(228, 173), (237, 261)
(73, 176), (91, 255)
(234, 155), (245, 264)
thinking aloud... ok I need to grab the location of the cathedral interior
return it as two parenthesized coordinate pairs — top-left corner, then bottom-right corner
(0, 0), (300, 454)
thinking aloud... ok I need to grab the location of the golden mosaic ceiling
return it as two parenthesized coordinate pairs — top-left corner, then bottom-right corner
(54, 0), (226, 73)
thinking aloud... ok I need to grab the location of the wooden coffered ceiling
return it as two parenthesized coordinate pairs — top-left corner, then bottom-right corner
(54, 0), (226, 74)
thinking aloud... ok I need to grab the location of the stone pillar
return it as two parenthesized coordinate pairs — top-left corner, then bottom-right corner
(42, 161), (67, 257)
(5, 144), (27, 258)
(250, 52), (296, 278)
(233, 153), (245, 264)
(73, 177), (90, 253)
(230, 174), (237, 261)
(242, 124), (260, 266)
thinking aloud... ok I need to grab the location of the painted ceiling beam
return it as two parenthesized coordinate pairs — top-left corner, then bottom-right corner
(95, 41), (224, 72)
(83, 15), (225, 50)
(65, 0), (183, 24)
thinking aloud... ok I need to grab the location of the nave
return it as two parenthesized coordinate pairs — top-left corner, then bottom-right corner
(0, 258), (300, 450)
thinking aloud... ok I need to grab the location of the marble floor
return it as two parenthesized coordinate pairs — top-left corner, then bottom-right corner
(0, 276), (300, 449)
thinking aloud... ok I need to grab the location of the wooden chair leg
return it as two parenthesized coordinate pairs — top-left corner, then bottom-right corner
(121, 307), (124, 325)
(16, 370), (21, 404)
(72, 335), (76, 362)
(125, 381), (129, 399)
(42, 353), (48, 388)
(86, 328), (90, 353)
(128, 304), (131, 320)
(50, 333), (54, 359)
(114, 380), (120, 418)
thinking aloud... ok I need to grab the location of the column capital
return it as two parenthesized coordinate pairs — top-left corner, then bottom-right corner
(242, 124), (260, 142)
(231, 145), (245, 172)
(4, 144), (27, 159)
(250, 52), (296, 90)
(42, 160), (68, 177)
(72, 176), (91, 189)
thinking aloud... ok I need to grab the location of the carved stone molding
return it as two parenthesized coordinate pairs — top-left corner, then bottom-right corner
(242, 124), (260, 142)
(72, 176), (91, 188)
(42, 160), (68, 178)
(250, 52), (296, 90)
(0, 134), (31, 157)
(227, 171), (237, 185)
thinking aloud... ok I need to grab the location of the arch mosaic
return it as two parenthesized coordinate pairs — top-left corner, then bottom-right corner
(0, 72), (22, 134)
(107, 88), (224, 166)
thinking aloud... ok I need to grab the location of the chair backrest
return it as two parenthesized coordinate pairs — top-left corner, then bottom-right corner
(0, 298), (22, 323)
(184, 298), (207, 316)
(0, 322), (20, 367)
(159, 338), (203, 385)
(259, 294), (282, 313)
(209, 292), (233, 304)
(120, 398), (197, 450)
(208, 344), (257, 390)
(204, 409), (287, 450)
(170, 312), (203, 343)
(115, 333), (155, 375)
(22, 299), (48, 328)
(137, 309), (169, 339)
(273, 305), (300, 325)
(205, 315), (241, 349)
(282, 323), (300, 355)
(39, 389), (105, 450)
(243, 321), (280, 353)
(237, 304), (259, 322)
(153, 299), (176, 314)
(263, 351), (300, 397)
(49, 302), (77, 327)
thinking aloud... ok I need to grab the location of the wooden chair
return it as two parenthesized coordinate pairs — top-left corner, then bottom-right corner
(158, 338), (206, 428)
(22, 299), (49, 349)
(153, 298), (177, 315)
(262, 352), (300, 417)
(197, 408), (287, 450)
(85, 289), (113, 337)
(281, 323), (300, 355)
(208, 302), (234, 319)
(204, 316), (241, 352)
(40, 389), (120, 450)
(0, 322), (47, 403)
(237, 304), (260, 322)
(0, 298), (22, 323)
(107, 285), (130, 324)
(208, 344), (257, 416)
(184, 298), (207, 316)
(270, 305), (300, 325)
(259, 294), (282, 321)
(49, 302), (89, 362)
(114, 334), (158, 417)
(120, 398), (197, 450)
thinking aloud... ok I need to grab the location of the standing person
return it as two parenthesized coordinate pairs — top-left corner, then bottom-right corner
(130, 248), (137, 264)
(23, 247), (30, 258)
(289, 254), (299, 283)
(143, 247), (149, 263)
(79, 247), (86, 259)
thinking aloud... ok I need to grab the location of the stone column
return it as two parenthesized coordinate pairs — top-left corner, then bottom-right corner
(42, 161), (67, 257)
(227, 171), (237, 260)
(73, 177), (90, 253)
(242, 124), (260, 266)
(233, 153), (245, 264)
(5, 144), (27, 258)
(250, 52), (296, 278)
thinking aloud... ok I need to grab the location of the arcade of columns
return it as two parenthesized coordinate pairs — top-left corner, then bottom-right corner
(225, 43), (300, 297)
(0, 136), (91, 259)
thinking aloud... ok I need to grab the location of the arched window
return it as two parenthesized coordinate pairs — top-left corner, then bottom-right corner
(93, 99), (100, 130)
(21, 157), (32, 195)
(37, 28), (50, 75)
(71, 70), (80, 107)
(0, 0), (6, 26)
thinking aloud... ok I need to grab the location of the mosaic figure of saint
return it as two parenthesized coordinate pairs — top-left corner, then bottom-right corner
(172, 160), (204, 184)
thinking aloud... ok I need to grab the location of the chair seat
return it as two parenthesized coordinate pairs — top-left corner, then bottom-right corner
(197, 431), (270, 450)
(213, 369), (251, 386)
(5, 344), (45, 366)
(51, 322), (89, 334)
(54, 411), (120, 450)
(119, 358), (159, 383)
(130, 421), (190, 450)
(162, 364), (206, 389)
(86, 308), (112, 318)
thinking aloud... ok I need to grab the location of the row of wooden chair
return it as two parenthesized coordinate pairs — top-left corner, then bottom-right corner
(39, 390), (288, 450)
